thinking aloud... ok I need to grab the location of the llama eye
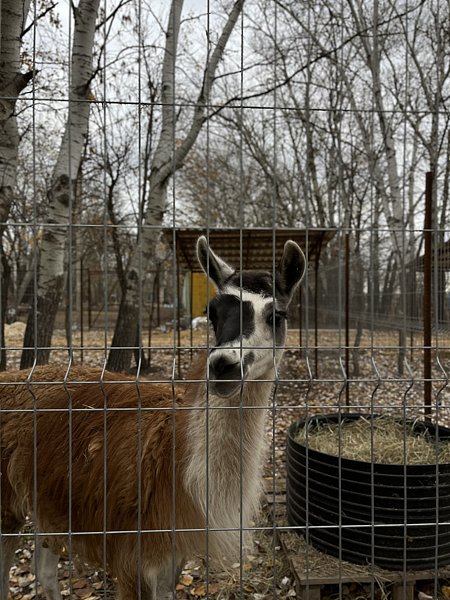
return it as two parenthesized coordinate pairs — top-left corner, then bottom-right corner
(267, 311), (287, 327)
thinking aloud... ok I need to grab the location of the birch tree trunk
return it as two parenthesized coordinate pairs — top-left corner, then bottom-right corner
(20, 0), (100, 369)
(345, 0), (410, 372)
(106, 0), (245, 372)
(367, 0), (407, 372)
(0, 0), (32, 369)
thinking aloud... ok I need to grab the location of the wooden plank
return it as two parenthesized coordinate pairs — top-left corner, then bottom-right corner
(287, 554), (386, 586)
(298, 583), (321, 600)
(392, 582), (415, 600)
(265, 493), (286, 505)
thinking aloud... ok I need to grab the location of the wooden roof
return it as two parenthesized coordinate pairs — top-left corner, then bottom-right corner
(163, 228), (335, 272)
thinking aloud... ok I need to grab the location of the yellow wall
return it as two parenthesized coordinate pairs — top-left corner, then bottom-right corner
(189, 272), (216, 317)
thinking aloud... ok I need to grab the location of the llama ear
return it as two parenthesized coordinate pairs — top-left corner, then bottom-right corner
(197, 236), (234, 289)
(277, 240), (306, 303)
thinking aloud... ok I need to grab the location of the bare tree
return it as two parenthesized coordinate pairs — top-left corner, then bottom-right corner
(21, 0), (100, 368)
(106, 0), (245, 372)
(0, 0), (33, 369)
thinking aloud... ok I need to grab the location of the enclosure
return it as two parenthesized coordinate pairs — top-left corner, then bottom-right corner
(0, 0), (450, 599)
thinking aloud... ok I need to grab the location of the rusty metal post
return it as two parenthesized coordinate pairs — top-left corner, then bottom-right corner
(80, 260), (84, 364)
(148, 311), (152, 372)
(156, 271), (161, 327)
(189, 270), (193, 363)
(314, 237), (323, 379)
(298, 286), (302, 354)
(176, 245), (182, 380)
(147, 271), (157, 371)
(423, 171), (433, 419)
(345, 232), (350, 407)
(87, 268), (92, 330)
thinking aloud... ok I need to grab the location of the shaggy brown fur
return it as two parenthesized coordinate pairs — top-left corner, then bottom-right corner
(1, 363), (208, 599)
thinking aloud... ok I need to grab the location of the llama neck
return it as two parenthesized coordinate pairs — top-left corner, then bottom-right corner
(184, 378), (273, 554)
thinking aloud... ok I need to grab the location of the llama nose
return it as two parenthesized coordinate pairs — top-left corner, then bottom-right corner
(209, 353), (242, 381)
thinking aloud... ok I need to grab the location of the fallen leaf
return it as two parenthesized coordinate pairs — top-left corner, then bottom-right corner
(17, 574), (35, 587)
(180, 574), (193, 586)
(442, 587), (450, 599)
(73, 579), (89, 590)
(74, 588), (92, 598)
(15, 566), (32, 576)
(191, 582), (219, 596)
(92, 582), (103, 590)
(9, 587), (21, 596)
(192, 583), (206, 597)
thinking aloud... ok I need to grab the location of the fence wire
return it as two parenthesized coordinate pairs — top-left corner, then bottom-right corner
(0, 1), (450, 600)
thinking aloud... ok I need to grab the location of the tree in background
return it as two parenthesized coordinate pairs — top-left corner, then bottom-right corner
(0, 0), (34, 369)
(106, 0), (245, 372)
(20, 0), (100, 368)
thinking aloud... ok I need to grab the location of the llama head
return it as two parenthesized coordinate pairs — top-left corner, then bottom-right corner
(197, 236), (306, 399)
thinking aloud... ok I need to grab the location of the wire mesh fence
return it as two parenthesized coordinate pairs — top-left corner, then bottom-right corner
(1, 0), (450, 599)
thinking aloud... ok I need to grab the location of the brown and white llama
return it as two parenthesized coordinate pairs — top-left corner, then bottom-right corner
(0, 236), (305, 600)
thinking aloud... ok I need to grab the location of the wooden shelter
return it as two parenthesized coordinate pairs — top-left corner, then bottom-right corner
(163, 227), (334, 273)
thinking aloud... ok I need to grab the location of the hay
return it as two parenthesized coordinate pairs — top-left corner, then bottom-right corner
(294, 416), (450, 465)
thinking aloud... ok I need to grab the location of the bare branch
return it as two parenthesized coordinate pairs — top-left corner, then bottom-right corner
(95, 0), (133, 30)
(21, 2), (58, 38)
(206, 0), (427, 119)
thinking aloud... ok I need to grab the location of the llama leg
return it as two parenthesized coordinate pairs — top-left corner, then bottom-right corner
(140, 571), (157, 600)
(35, 538), (61, 600)
(152, 558), (185, 599)
(162, 557), (185, 594)
(116, 580), (157, 600)
(115, 569), (157, 600)
(0, 534), (19, 600)
(143, 579), (157, 600)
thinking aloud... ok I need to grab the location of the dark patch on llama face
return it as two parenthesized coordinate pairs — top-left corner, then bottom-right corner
(225, 270), (290, 309)
(226, 271), (273, 296)
(208, 294), (255, 347)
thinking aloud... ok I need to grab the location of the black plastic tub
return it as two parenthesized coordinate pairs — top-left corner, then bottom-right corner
(286, 413), (450, 570)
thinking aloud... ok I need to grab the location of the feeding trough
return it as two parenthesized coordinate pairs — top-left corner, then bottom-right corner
(286, 413), (450, 570)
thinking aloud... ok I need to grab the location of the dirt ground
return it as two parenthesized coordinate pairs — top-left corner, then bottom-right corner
(4, 323), (450, 599)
